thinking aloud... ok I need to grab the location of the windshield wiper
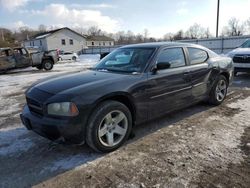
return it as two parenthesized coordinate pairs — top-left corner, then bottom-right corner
(93, 68), (109, 72)
(106, 68), (133, 73)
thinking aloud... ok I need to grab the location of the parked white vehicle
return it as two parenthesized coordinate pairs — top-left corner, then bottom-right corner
(227, 39), (250, 75)
(59, 52), (78, 61)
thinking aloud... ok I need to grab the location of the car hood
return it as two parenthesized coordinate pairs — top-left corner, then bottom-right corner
(227, 48), (250, 56)
(33, 70), (131, 95)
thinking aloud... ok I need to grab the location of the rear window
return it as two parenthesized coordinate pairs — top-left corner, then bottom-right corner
(188, 48), (208, 65)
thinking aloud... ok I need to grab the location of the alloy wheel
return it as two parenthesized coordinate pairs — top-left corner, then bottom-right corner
(216, 79), (227, 102)
(98, 110), (128, 147)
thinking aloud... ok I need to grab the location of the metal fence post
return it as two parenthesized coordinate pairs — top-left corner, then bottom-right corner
(221, 37), (224, 54)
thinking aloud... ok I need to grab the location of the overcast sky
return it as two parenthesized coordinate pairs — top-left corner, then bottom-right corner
(0, 0), (249, 38)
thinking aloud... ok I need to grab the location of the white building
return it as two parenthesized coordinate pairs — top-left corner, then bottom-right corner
(86, 35), (115, 47)
(23, 27), (87, 52)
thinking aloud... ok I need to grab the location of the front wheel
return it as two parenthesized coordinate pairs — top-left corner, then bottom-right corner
(208, 75), (228, 105)
(86, 101), (132, 152)
(72, 56), (77, 61)
(42, 60), (54, 71)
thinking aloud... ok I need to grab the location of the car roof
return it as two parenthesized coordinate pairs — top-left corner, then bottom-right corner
(120, 41), (219, 57)
(121, 42), (202, 49)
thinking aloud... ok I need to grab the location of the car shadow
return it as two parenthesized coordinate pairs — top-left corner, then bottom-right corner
(129, 102), (212, 145)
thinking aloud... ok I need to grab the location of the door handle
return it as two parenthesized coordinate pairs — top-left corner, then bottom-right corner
(183, 71), (190, 76)
(183, 71), (191, 82)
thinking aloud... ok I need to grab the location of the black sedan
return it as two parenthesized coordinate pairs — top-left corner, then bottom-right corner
(20, 42), (233, 152)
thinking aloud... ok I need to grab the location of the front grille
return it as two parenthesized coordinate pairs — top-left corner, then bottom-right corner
(233, 54), (250, 63)
(26, 97), (43, 116)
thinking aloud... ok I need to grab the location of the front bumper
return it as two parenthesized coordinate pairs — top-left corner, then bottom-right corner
(20, 105), (85, 144)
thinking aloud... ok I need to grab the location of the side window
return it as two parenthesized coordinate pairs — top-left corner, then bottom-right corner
(21, 49), (27, 56)
(157, 48), (186, 68)
(188, 48), (208, 65)
(61, 39), (66, 45)
(7, 49), (13, 56)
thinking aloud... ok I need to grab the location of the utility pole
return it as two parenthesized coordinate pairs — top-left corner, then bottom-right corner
(216, 0), (220, 37)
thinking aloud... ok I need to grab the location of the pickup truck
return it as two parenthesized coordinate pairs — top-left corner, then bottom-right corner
(0, 47), (58, 73)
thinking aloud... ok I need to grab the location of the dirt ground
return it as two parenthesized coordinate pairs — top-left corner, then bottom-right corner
(0, 66), (250, 188)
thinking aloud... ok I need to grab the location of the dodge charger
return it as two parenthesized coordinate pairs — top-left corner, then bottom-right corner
(20, 42), (233, 152)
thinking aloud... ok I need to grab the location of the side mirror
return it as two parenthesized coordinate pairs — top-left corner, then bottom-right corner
(157, 62), (171, 70)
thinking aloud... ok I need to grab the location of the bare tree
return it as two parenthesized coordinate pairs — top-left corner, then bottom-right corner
(163, 32), (174, 41)
(173, 30), (184, 40)
(246, 18), (250, 35)
(87, 26), (102, 36)
(204, 28), (212, 38)
(38, 24), (47, 32)
(143, 29), (149, 42)
(223, 17), (244, 36)
(186, 23), (206, 39)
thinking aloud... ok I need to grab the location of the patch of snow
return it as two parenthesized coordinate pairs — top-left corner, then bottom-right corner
(0, 127), (34, 157)
(40, 153), (101, 174)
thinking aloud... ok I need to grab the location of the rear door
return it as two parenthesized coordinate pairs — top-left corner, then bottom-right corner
(147, 47), (192, 119)
(185, 47), (211, 100)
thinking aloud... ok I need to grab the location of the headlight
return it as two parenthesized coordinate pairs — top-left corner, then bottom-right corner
(47, 102), (79, 116)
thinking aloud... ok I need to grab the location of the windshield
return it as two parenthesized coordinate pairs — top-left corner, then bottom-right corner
(95, 48), (155, 73)
(241, 40), (250, 48)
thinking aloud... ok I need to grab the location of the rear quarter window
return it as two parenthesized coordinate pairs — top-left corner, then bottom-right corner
(188, 48), (208, 65)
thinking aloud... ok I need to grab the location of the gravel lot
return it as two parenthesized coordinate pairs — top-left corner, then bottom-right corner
(0, 58), (250, 188)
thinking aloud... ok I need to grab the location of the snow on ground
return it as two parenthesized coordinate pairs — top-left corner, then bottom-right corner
(0, 126), (34, 157)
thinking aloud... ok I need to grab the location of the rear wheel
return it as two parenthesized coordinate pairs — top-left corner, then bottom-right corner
(86, 100), (132, 152)
(72, 56), (77, 61)
(208, 75), (228, 105)
(43, 59), (54, 71)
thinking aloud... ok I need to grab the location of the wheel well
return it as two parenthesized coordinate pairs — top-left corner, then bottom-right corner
(220, 72), (229, 84)
(42, 57), (54, 64)
(98, 95), (136, 124)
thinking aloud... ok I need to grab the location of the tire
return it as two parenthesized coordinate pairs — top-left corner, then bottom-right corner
(36, 65), (43, 70)
(208, 75), (228, 105)
(72, 56), (77, 61)
(86, 100), (132, 153)
(42, 59), (54, 71)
